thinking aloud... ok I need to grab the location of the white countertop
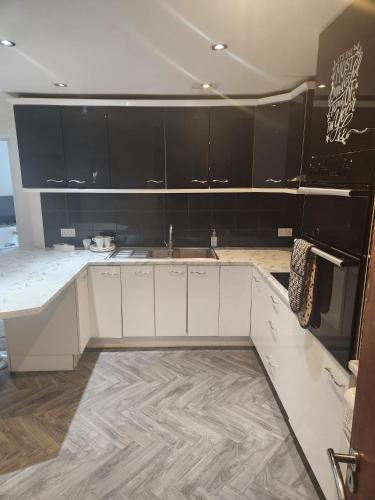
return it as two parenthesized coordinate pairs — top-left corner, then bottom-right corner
(0, 246), (291, 319)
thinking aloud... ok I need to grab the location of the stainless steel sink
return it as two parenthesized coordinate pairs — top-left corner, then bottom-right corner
(169, 247), (217, 259)
(109, 247), (218, 260)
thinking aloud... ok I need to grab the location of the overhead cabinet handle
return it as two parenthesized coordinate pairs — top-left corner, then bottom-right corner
(146, 179), (164, 184)
(69, 179), (86, 184)
(191, 179), (208, 184)
(46, 179), (64, 183)
(266, 178), (282, 183)
(212, 179), (229, 184)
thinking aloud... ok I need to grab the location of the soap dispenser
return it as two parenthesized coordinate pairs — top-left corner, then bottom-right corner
(211, 229), (218, 248)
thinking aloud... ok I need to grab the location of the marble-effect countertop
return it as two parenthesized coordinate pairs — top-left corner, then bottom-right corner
(0, 246), (291, 319)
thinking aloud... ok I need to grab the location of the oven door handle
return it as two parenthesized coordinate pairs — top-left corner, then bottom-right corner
(297, 187), (368, 197)
(294, 239), (355, 268)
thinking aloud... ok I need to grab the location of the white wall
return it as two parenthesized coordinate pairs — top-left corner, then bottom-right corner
(0, 141), (13, 196)
(0, 94), (44, 246)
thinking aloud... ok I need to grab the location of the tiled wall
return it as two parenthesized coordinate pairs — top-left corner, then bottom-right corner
(41, 193), (303, 248)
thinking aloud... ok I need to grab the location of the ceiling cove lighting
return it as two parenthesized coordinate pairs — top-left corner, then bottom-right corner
(0, 39), (16, 47)
(211, 43), (227, 51)
(54, 82), (68, 87)
(200, 83), (212, 89)
(318, 83), (326, 89)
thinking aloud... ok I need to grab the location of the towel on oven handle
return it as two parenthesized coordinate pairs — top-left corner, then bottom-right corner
(288, 238), (314, 314)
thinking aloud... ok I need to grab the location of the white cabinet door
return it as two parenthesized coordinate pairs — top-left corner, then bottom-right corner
(76, 269), (91, 352)
(155, 265), (187, 336)
(88, 266), (122, 338)
(219, 266), (252, 336)
(188, 266), (219, 336)
(122, 266), (155, 337)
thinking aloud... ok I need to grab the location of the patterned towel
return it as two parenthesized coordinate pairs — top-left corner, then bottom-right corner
(288, 239), (314, 314)
(297, 255), (317, 328)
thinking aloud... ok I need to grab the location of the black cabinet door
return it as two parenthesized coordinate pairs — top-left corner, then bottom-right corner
(209, 107), (254, 187)
(14, 105), (66, 188)
(285, 94), (306, 188)
(165, 108), (209, 188)
(108, 107), (165, 189)
(252, 102), (290, 188)
(61, 106), (110, 188)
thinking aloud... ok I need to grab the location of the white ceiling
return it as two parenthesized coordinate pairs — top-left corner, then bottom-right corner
(0, 0), (351, 96)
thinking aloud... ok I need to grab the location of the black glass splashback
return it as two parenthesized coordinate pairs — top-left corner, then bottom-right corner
(41, 193), (303, 248)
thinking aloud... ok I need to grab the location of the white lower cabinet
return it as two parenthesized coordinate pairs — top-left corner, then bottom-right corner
(76, 269), (91, 352)
(250, 269), (350, 500)
(219, 266), (252, 336)
(121, 266), (155, 337)
(88, 266), (122, 338)
(188, 266), (219, 336)
(155, 265), (187, 336)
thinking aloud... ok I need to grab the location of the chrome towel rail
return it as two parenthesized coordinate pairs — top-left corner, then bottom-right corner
(294, 239), (345, 267)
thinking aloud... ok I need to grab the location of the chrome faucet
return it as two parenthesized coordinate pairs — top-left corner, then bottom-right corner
(168, 224), (173, 253)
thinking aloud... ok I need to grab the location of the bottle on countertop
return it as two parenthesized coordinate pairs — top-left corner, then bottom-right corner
(210, 229), (218, 248)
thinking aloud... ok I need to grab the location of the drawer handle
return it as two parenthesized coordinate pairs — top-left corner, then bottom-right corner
(191, 179), (208, 184)
(266, 178), (282, 183)
(269, 295), (279, 306)
(324, 367), (345, 388)
(100, 271), (119, 277)
(146, 179), (164, 184)
(170, 270), (184, 275)
(212, 179), (229, 184)
(46, 178), (64, 183)
(190, 270), (207, 275)
(69, 179), (86, 184)
(135, 270), (152, 276)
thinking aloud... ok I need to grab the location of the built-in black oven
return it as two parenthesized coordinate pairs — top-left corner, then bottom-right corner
(300, 194), (372, 369)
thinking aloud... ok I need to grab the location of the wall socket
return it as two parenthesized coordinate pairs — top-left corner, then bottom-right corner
(278, 227), (293, 237)
(60, 228), (76, 237)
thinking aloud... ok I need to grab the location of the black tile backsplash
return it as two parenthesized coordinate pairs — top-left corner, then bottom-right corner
(41, 193), (303, 248)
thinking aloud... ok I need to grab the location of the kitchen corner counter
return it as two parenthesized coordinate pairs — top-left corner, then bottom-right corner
(0, 246), (291, 319)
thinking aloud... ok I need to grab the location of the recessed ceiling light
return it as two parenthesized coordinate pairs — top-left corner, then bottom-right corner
(200, 83), (212, 89)
(318, 84), (326, 89)
(0, 39), (16, 47)
(54, 82), (68, 87)
(212, 43), (227, 51)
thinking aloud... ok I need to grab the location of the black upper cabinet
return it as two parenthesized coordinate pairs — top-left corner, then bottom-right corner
(14, 105), (66, 188)
(61, 106), (110, 188)
(108, 107), (165, 189)
(252, 102), (290, 188)
(165, 108), (209, 189)
(209, 107), (254, 187)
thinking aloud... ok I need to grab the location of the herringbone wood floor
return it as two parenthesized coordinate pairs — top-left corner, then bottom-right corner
(0, 349), (319, 500)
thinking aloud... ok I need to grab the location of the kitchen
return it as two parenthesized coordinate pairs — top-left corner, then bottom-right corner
(0, 1), (374, 499)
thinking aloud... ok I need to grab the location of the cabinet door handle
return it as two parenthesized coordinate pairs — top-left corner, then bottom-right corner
(46, 179), (64, 183)
(324, 367), (346, 388)
(266, 178), (282, 183)
(269, 295), (279, 306)
(212, 179), (229, 184)
(191, 179), (208, 184)
(69, 179), (86, 184)
(146, 179), (164, 184)
(170, 270), (184, 275)
(253, 276), (261, 283)
(268, 320), (278, 335)
(266, 355), (277, 368)
(190, 270), (207, 275)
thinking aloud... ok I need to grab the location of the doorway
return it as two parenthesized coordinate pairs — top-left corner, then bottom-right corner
(0, 139), (17, 250)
